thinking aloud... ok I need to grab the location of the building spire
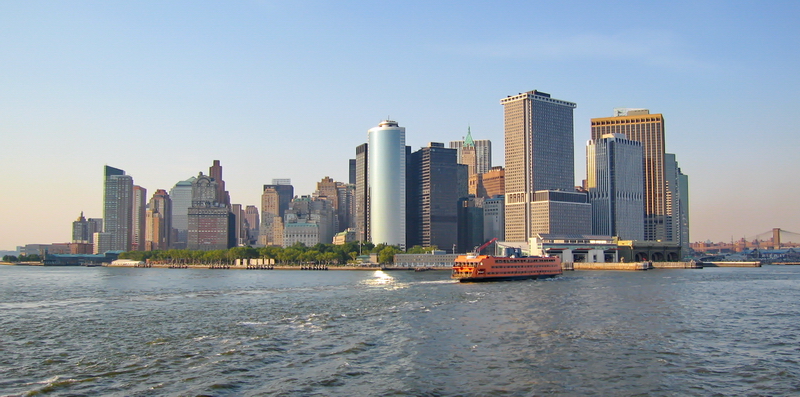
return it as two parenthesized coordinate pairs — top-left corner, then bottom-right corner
(463, 125), (475, 148)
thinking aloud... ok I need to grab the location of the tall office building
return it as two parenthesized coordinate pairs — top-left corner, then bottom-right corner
(348, 159), (357, 185)
(586, 133), (644, 240)
(315, 176), (341, 231)
(72, 212), (90, 243)
(169, 177), (195, 249)
(354, 143), (369, 242)
(88, 218), (103, 243)
(460, 133), (477, 176)
(337, 183), (355, 232)
(103, 165), (134, 251)
(665, 153), (690, 253)
(187, 172), (234, 250)
(209, 160), (230, 206)
(449, 128), (492, 175)
(368, 120), (406, 248)
(591, 109), (668, 241)
(245, 205), (260, 244)
(677, 165), (690, 257)
(259, 184), (294, 246)
(145, 189), (172, 251)
(132, 185), (147, 251)
(500, 90), (577, 242)
(407, 143), (466, 250)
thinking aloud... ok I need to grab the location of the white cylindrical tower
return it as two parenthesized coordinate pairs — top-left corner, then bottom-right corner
(368, 120), (406, 248)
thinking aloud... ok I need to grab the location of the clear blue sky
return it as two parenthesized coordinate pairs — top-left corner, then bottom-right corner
(2, 0), (799, 249)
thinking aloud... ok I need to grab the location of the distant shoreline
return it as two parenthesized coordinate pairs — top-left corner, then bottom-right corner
(0, 261), (450, 271)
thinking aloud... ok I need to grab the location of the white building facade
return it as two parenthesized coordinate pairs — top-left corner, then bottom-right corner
(367, 120), (406, 248)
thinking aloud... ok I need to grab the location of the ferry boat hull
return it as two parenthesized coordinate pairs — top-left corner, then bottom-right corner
(452, 254), (562, 282)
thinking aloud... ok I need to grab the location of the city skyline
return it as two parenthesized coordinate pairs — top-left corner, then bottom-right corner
(2, 1), (800, 248)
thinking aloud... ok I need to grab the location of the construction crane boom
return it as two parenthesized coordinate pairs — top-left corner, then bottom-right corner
(474, 238), (498, 254)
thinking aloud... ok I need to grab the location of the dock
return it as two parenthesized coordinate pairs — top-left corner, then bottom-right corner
(701, 261), (761, 267)
(563, 261), (705, 271)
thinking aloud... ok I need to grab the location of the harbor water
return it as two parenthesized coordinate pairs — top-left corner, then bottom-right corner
(1, 265), (799, 396)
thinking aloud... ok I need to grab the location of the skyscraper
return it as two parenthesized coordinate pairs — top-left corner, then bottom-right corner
(88, 218), (103, 244)
(665, 153), (689, 253)
(354, 143), (369, 242)
(209, 160), (230, 206)
(187, 172), (233, 250)
(259, 184), (294, 246)
(103, 165), (134, 251)
(348, 159), (357, 185)
(368, 120), (406, 248)
(677, 165), (690, 257)
(169, 176), (195, 249)
(145, 189), (172, 251)
(449, 128), (492, 175)
(460, 133), (477, 177)
(231, 203), (246, 246)
(337, 183), (355, 232)
(132, 185), (147, 251)
(245, 205), (260, 244)
(407, 142), (466, 251)
(315, 176), (340, 230)
(591, 109), (668, 241)
(500, 90), (577, 242)
(586, 133), (644, 240)
(72, 212), (90, 243)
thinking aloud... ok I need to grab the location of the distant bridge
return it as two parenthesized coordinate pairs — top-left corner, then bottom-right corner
(744, 228), (800, 247)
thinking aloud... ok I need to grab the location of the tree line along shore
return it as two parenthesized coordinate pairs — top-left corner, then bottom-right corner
(117, 242), (439, 266)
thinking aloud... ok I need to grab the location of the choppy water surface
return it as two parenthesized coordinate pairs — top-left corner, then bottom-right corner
(1, 265), (799, 396)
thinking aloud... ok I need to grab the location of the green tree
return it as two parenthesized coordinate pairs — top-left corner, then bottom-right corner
(280, 248), (301, 264)
(320, 251), (338, 264)
(378, 246), (400, 264)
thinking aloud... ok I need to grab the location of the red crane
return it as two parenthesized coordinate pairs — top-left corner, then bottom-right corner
(474, 238), (498, 254)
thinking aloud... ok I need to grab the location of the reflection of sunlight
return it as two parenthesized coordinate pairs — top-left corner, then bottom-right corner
(370, 270), (394, 285)
(360, 270), (404, 289)
(360, 270), (410, 290)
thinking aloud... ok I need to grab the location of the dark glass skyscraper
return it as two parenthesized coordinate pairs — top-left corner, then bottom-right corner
(103, 165), (133, 251)
(407, 143), (467, 252)
(354, 143), (369, 242)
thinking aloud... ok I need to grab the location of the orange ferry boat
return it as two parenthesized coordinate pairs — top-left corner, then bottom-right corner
(451, 254), (562, 282)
